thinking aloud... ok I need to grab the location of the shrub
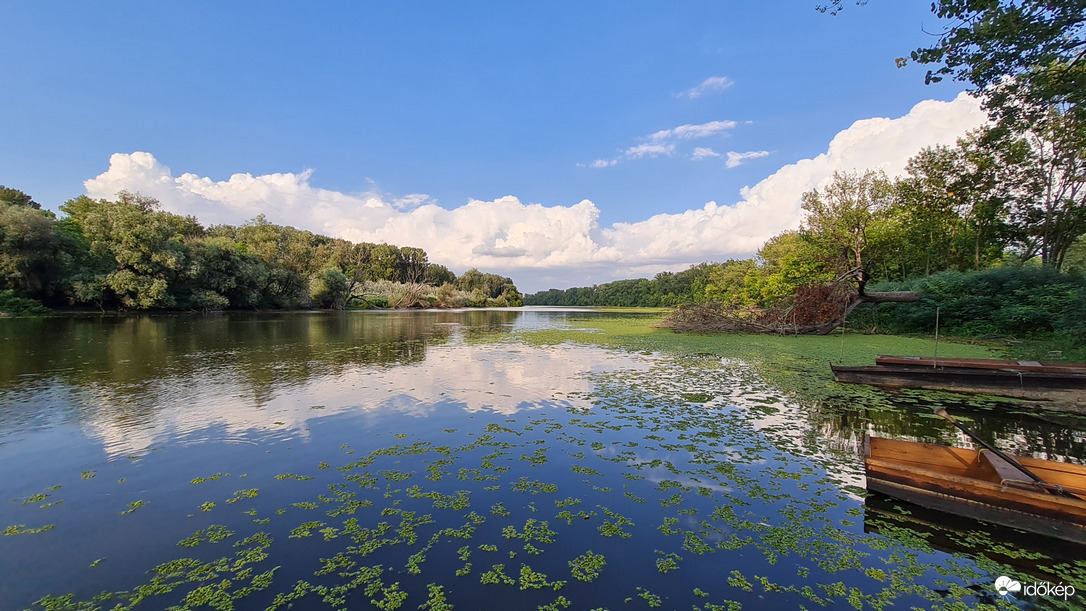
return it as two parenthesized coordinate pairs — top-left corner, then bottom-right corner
(865, 267), (1086, 338)
(0, 289), (50, 315)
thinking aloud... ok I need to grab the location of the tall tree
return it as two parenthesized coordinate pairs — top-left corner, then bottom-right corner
(327, 239), (374, 300)
(993, 108), (1086, 268)
(0, 196), (73, 299)
(60, 194), (202, 309)
(800, 170), (894, 279)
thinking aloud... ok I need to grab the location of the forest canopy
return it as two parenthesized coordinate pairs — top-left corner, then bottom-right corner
(0, 189), (521, 312)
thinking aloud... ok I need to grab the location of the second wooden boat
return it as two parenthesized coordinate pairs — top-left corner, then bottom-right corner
(831, 363), (1086, 410)
(864, 435), (1086, 544)
(875, 355), (1086, 375)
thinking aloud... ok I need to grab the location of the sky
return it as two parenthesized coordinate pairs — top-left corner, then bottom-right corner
(0, 2), (990, 293)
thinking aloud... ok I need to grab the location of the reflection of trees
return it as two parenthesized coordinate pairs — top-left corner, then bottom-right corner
(812, 392), (1086, 462)
(0, 311), (529, 435)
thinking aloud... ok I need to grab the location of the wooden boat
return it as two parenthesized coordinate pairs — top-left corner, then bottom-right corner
(875, 355), (1086, 375)
(864, 435), (1086, 544)
(831, 363), (1086, 409)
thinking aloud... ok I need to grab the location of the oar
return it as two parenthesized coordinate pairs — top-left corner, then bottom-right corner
(934, 408), (1080, 500)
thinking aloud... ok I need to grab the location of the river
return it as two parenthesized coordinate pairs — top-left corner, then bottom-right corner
(0, 309), (1082, 610)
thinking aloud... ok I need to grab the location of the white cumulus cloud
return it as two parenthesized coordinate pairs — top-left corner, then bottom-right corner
(84, 92), (986, 292)
(682, 76), (734, 98)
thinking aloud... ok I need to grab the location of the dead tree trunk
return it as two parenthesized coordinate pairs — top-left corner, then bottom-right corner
(795, 290), (920, 335)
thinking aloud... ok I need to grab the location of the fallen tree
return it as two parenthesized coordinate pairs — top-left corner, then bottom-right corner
(655, 269), (920, 335)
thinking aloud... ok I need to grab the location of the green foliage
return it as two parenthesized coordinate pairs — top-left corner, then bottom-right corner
(60, 193), (201, 309)
(0, 198), (75, 300)
(801, 169), (893, 273)
(749, 232), (834, 306)
(526, 263), (719, 307)
(184, 236), (270, 310)
(0, 187), (519, 311)
(457, 268), (523, 306)
(568, 551), (606, 582)
(910, 1), (1084, 125)
(822, 1), (1084, 125)
(0, 185), (41, 209)
(867, 267), (1086, 341)
(0, 289), (50, 315)
(310, 268), (349, 309)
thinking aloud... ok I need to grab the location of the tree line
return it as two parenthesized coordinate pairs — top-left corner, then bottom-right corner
(527, 121), (1086, 311)
(529, 80), (1085, 342)
(0, 189), (522, 312)
(533, 0), (1085, 318)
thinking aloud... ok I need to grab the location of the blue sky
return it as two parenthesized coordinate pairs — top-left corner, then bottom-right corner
(1, 2), (986, 292)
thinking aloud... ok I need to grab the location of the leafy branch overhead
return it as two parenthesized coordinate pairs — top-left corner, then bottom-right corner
(821, 1), (1085, 120)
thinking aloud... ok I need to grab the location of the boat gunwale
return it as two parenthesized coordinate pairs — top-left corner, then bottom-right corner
(875, 355), (1086, 375)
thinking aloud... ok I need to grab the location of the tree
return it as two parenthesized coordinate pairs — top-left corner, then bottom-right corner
(0, 186), (41, 209)
(60, 194), (202, 309)
(234, 215), (332, 307)
(400, 247), (429, 284)
(0, 197), (73, 299)
(880, 133), (1017, 277)
(748, 231), (835, 306)
(994, 108), (1086, 269)
(310, 268), (350, 309)
(186, 236), (270, 309)
(702, 259), (758, 307)
(368, 243), (408, 282)
(456, 268), (523, 306)
(801, 170), (894, 282)
(424, 263), (456, 286)
(328, 239), (374, 301)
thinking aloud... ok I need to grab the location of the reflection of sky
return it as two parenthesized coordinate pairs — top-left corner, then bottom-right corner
(83, 342), (651, 457)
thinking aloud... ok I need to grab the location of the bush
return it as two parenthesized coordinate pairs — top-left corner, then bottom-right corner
(866, 267), (1086, 339)
(0, 289), (50, 315)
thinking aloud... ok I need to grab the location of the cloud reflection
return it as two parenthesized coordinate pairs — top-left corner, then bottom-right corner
(84, 342), (651, 457)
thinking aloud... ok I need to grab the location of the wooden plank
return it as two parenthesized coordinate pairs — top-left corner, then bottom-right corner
(1016, 455), (1086, 482)
(982, 450), (1035, 484)
(869, 436), (1086, 492)
(868, 437), (983, 474)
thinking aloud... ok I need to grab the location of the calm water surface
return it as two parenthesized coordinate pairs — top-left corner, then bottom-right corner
(1, 310), (1082, 610)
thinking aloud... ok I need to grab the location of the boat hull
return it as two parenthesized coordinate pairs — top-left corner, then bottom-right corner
(832, 364), (1086, 409)
(864, 436), (1086, 544)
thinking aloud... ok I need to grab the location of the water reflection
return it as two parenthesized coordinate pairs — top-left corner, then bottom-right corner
(812, 392), (1086, 464)
(0, 311), (649, 457)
